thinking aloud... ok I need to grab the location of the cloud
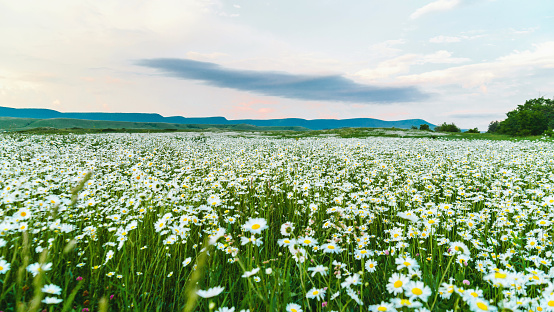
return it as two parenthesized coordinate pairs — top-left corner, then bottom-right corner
(397, 41), (554, 88)
(137, 58), (429, 103)
(429, 35), (462, 43)
(410, 0), (461, 19)
(355, 50), (469, 81)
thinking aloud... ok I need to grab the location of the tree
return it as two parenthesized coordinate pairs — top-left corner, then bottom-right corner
(419, 124), (430, 131)
(465, 128), (479, 133)
(434, 122), (461, 133)
(487, 121), (500, 133)
(495, 97), (554, 136)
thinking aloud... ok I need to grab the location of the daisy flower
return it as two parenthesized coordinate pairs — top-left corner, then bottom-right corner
(395, 256), (419, 271)
(242, 218), (268, 234)
(368, 301), (397, 312)
(321, 242), (342, 254)
(0, 259), (10, 274)
(42, 297), (63, 304)
(386, 273), (409, 295)
(305, 287), (326, 301)
(286, 303), (303, 312)
(307, 265), (328, 277)
(182, 257), (192, 267)
(41, 284), (62, 295)
(404, 281), (432, 302)
(280, 222), (295, 236)
(468, 299), (498, 312)
(365, 259), (378, 273)
(196, 286), (225, 298)
(241, 267), (260, 278)
(299, 236), (318, 247)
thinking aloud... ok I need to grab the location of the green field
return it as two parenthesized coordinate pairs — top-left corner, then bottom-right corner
(1, 131), (554, 311)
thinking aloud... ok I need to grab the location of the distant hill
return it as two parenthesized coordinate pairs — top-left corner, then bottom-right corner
(0, 106), (435, 130)
(0, 117), (308, 132)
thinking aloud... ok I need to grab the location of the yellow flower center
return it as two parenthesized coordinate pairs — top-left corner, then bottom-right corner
(304, 240), (310, 244)
(412, 288), (423, 296)
(403, 261), (410, 266)
(313, 290), (319, 295)
(291, 309), (297, 312)
(328, 245), (335, 249)
(369, 264), (374, 268)
(401, 299), (411, 306)
(394, 280), (403, 288)
(252, 224), (260, 230)
(284, 240), (290, 244)
(495, 273), (507, 279)
(377, 307), (387, 312)
(476, 302), (488, 310)
(549, 301), (554, 307)
(21, 212), (26, 217)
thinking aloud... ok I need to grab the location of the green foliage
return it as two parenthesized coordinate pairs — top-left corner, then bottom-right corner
(495, 97), (554, 136)
(434, 122), (461, 133)
(464, 128), (479, 134)
(410, 125), (418, 130)
(487, 121), (500, 133)
(419, 124), (430, 131)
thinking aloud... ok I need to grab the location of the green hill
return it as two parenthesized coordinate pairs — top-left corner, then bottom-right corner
(0, 117), (309, 132)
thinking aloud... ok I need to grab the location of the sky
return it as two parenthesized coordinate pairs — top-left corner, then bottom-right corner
(1, 0), (553, 129)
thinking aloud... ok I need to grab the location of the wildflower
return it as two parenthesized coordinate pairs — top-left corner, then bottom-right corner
(299, 236), (318, 247)
(0, 259), (10, 274)
(341, 273), (361, 288)
(468, 299), (498, 312)
(307, 265), (328, 277)
(286, 303), (303, 312)
(391, 298), (423, 309)
(42, 297), (63, 304)
(365, 259), (378, 272)
(395, 256), (419, 271)
(27, 262), (53, 277)
(278, 238), (296, 247)
(404, 281), (432, 302)
(306, 287), (326, 301)
(182, 257), (192, 267)
(386, 273), (409, 295)
(321, 242), (342, 254)
(242, 218), (268, 234)
(215, 307), (235, 312)
(41, 284), (62, 295)
(368, 301), (397, 312)
(196, 286), (225, 298)
(280, 222), (295, 236)
(242, 268), (260, 278)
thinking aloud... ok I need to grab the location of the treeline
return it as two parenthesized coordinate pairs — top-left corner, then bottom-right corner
(488, 97), (554, 136)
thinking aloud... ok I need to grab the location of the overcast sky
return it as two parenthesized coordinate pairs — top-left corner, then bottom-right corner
(1, 0), (553, 129)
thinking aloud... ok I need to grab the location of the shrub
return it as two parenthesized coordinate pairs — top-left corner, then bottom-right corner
(419, 124), (430, 131)
(434, 122), (461, 133)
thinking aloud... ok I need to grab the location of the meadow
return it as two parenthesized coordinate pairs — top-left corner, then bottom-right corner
(1, 132), (554, 311)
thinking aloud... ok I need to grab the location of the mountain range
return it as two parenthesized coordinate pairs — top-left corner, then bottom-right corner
(0, 106), (435, 130)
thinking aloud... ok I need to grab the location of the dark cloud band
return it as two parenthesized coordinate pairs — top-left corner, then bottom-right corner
(137, 58), (428, 103)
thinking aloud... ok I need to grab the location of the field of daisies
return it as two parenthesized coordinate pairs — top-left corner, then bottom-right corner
(1, 133), (554, 312)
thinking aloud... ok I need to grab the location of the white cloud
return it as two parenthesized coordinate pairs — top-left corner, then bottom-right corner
(429, 35), (462, 43)
(354, 50), (469, 81)
(410, 0), (461, 19)
(368, 39), (406, 58)
(397, 41), (554, 88)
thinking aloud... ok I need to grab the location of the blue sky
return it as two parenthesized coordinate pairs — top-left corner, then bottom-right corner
(1, 0), (553, 129)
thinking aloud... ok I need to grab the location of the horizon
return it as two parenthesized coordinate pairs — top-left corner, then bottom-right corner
(1, 1), (553, 130)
